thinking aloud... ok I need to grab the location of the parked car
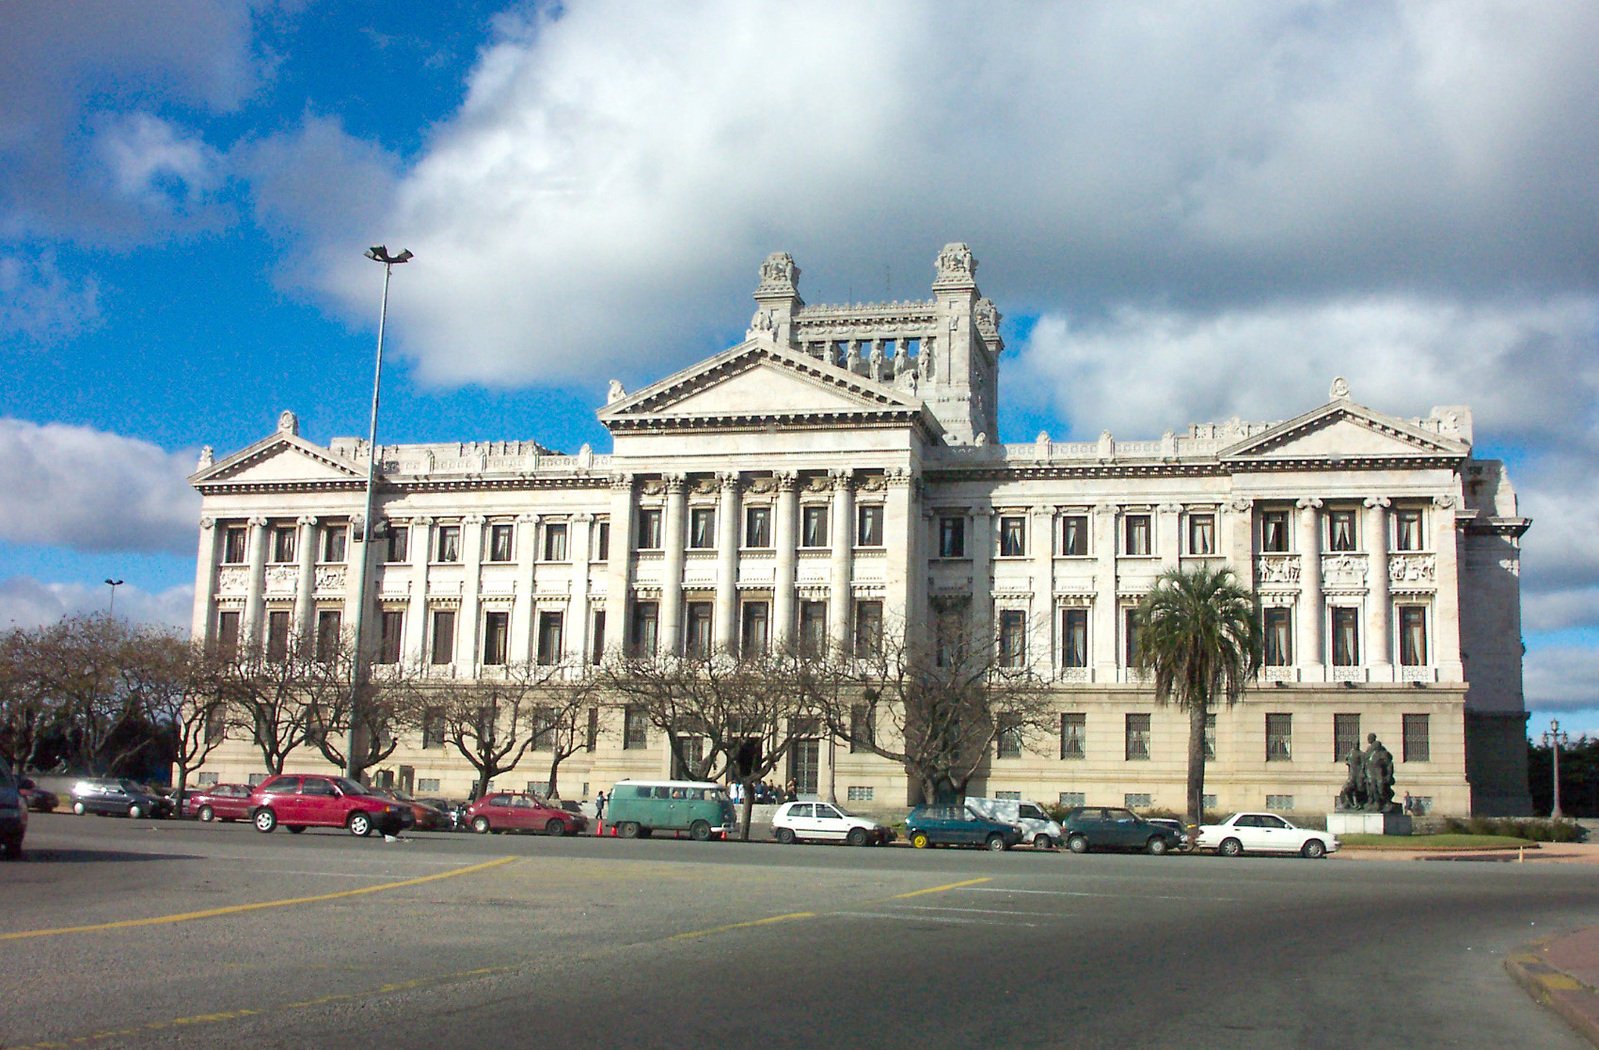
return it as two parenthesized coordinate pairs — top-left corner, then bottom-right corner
(1060, 806), (1182, 855)
(466, 793), (589, 836)
(417, 797), (469, 831)
(1146, 817), (1194, 852)
(772, 801), (893, 846)
(965, 797), (1063, 850)
(19, 778), (58, 813)
(69, 778), (171, 819)
(1198, 812), (1340, 858)
(184, 783), (254, 822)
(604, 780), (736, 841)
(373, 787), (454, 831)
(248, 774), (414, 837)
(0, 756), (26, 860)
(905, 804), (1023, 851)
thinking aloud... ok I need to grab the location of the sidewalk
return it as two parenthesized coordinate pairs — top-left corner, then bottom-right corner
(1506, 928), (1599, 1047)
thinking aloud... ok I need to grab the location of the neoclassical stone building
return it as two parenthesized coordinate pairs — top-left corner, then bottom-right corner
(189, 244), (1532, 815)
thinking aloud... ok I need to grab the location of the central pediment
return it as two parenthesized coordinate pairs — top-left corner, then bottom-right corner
(192, 432), (365, 488)
(1220, 400), (1470, 465)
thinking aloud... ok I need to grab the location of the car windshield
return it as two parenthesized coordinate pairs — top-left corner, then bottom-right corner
(335, 778), (372, 796)
(117, 779), (144, 793)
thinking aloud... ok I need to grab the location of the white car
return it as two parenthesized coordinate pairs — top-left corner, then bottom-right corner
(771, 801), (892, 846)
(1198, 812), (1340, 859)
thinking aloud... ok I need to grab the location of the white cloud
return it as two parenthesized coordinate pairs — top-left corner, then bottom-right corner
(0, 250), (100, 345)
(93, 112), (223, 213)
(0, 419), (200, 555)
(1525, 645), (1599, 713)
(0, 577), (192, 633)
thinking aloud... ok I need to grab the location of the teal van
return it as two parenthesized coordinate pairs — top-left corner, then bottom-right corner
(605, 780), (736, 841)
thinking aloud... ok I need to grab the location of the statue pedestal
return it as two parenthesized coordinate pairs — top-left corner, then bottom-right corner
(1327, 811), (1412, 836)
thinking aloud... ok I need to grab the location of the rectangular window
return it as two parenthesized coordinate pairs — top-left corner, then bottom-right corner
(488, 524), (514, 563)
(430, 610), (456, 665)
(266, 610), (290, 662)
(593, 520), (610, 561)
(1187, 514), (1215, 556)
(689, 507), (716, 549)
(1123, 607), (1142, 667)
(377, 610), (404, 664)
(1266, 713), (1292, 761)
(589, 611), (606, 665)
(1331, 607), (1360, 666)
(849, 703), (875, 753)
(1261, 510), (1289, 553)
(483, 610), (510, 665)
(636, 508), (662, 550)
(271, 526), (297, 563)
(999, 515), (1026, 557)
(1204, 713), (1216, 759)
(846, 786), (874, 802)
(320, 525), (347, 563)
(1125, 713), (1151, 760)
(623, 705), (648, 749)
(1059, 791), (1086, 807)
(740, 601), (769, 656)
(998, 610), (1026, 669)
(435, 525), (461, 563)
(536, 611), (563, 665)
(997, 712), (1023, 758)
(315, 609), (342, 663)
(1398, 605), (1428, 666)
(586, 706), (599, 751)
(1334, 713), (1361, 762)
(216, 610), (240, 655)
(223, 525), (248, 564)
(1327, 509), (1358, 552)
(852, 599), (883, 659)
(1265, 794), (1295, 811)
(1263, 607), (1293, 666)
(801, 505), (829, 547)
(1394, 509), (1424, 552)
(1060, 713), (1086, 760)
(799, 601), (827, 656)
(541, 523), (567, 562)
(1125, 793), (1152, 810)
(417, 777), (440, 793)
(1061, 608), (1088, 668)
(1123, 514), (1152, 555)
(685, 601), (713, 658)
(421, 707), (445, 749)
(744, 506), (771, 548)
(856, 505), (883, 546)
(1403, 713), (1431, 762)
(631, 600), (659, 656)
(532, 706), (556, 751)
(1060, 514), (1088, 556)
(383, 523), (409, 563)
(939, 515), (966, 558)
(196, 770), (220, 787)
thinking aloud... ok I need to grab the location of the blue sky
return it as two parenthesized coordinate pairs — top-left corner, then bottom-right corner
(2, 2), (1596, 740)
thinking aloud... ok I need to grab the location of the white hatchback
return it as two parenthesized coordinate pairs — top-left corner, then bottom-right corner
(1197, 812), (1340, 858)
(771, 801), (892, 846)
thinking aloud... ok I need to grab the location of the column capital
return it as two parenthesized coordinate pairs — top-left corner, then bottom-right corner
(1295, 497), (1323, 511)
(573, 511), (594, 523)
(718, 471), (741, 490)
(1157, 502), (1183, 514)
(663, 473), (686, 493)
(248, 516), (269, 528)
(774, 470), (798, 491)
(829, 469), (854, 491)
(1363, 496), (1391, 509)
(609, 472), (634, 491)
(1228, 498), (1252, 513)
(516, 512), (540, 524)
(297, 515), (319, 527)
(884, 466), (912, 488)
(200, 517), (215, 530)
(1432, 494), (1461, 509)
(412, 515), (434, 526)
(463, 514), (486, 525)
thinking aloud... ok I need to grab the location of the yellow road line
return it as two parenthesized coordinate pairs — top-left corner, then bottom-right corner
(890, 876), (991, 900)
(0, 855), (518, 942)
(670, 911), (816, 941)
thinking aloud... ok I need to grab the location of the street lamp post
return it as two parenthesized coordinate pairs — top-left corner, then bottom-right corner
(344, 245), (412, 781)
(104, 578), (124, 617)
(1543, 718), (1570, 820)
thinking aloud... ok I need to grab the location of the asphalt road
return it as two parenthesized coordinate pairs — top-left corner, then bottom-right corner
(3, 813), (1594, 1049)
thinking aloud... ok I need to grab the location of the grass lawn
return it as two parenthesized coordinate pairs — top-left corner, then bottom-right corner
(1340, 833), (1533, 850)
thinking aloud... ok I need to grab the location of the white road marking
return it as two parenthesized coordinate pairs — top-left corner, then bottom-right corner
(831, 910), (1040, 928)
(961, 887), (1243, 902)
(893, 905), (1062, 917)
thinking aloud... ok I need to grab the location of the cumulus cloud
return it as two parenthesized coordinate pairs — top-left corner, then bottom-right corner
(0, 420), (200, 555)
(93, 112), (224, 216)
(0, 577), (193, 633)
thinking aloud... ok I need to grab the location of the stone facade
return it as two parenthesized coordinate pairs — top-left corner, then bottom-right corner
(188, 245), (1533, 816)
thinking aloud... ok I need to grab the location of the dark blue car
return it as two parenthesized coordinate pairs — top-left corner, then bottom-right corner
(905, 804), (1023, 851)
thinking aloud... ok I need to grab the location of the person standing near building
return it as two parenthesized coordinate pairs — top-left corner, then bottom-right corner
(594, 790), (607, 823)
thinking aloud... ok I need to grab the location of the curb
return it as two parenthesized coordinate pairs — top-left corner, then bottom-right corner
(1505, 936), (1599, 1047)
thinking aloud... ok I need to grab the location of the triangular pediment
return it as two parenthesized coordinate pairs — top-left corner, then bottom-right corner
(192, 432), (365, 487)
(599, 339), (930, 430)
(1220, 401), (1469, 463)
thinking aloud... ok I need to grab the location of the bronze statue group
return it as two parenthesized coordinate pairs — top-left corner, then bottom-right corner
(1338, 733), (1398, 813)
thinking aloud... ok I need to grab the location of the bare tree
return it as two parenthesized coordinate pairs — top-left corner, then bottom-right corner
(302, 637), (428, 782)
(123, 634), (228, 808)
(0, 626), (62, 772)
(434, 661), (566, 799)
(29, 615), (151, 774)
(527, 666), (604, 800)
(222, 631), (345, 776)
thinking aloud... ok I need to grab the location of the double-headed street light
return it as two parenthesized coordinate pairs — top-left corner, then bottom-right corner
(345, 245), (413, 780)
(1543, 718), (1570, 820)
(104, 578), (124, 617)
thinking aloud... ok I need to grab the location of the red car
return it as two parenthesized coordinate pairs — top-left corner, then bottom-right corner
(184, 783), (253, 822)
(372, 787), (453, 831)
(465, 793), (588, 836)
(248, 774), (414, 837)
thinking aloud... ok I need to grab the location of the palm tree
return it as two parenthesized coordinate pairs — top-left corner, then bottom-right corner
(1134, 565), (1262, 831)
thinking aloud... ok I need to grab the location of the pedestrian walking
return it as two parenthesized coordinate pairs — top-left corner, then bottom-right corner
(595, 790), (607, 822)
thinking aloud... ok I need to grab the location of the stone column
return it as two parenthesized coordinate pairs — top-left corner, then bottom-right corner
(1092, 504), (1118, 679)
(1432, 494), (1465, 680)
(715, 472), (741, 654)
(1225, 498), (1253, 578)
(660, 474), (687, 655)
(293, 515), (318, 644)
(191, 518), (220, 641)
(772, 472), (798, 649)
(570, 513), (593, 664)
(1029, 506), (1054, 673)
(1296, 498), (1324, 677)
(242, 516), (269, 650)
(1364, 497), (1392, 679)
(403, 519), (429, 666)
(460, 516), (485, 669)
(606, 474), (636, 660)
(971, 506), (994, 644)
(828, 470), (855, 653)
(882, 469), (914, 639)
(511, 513), (539, 663)
(1157, 503), (1182, 568)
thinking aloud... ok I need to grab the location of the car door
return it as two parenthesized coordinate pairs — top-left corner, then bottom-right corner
(1254, 814), (1293, 852)
(811, 803), (848, 841)
(508, 796), (537, 831)
(298, 777), (340, 826)
(1104, 809), (1137, 848)
(1232, 814), (1270, 850)
(786, 803), (815, 839)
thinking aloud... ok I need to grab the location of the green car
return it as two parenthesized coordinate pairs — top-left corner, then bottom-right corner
(905, 804), (1023, 851)
(1060, 806), (1181, 855)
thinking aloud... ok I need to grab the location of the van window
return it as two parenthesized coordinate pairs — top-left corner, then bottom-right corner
(1019, 804), (1045, 820)
(652, 787), (672, 799)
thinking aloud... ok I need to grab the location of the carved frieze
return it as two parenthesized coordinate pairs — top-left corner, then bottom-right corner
(264, 566), (299, 593)
(1388, 554), (1436, 584)
(1321, 554), (1368, 586)
(216, 567), (248, 595)
(1254, 555), (1301, 585)
(314, 566), (345, 592)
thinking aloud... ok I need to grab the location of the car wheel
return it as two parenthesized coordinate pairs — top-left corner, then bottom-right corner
(198, 805), (215, 823)
(253, 808), (277, 833)
(1067, 834), (1089, 854)
(1146, 836), (1169, 856)
(545, 819), (566, 837)
(689, 820), (712, 841)
(775, 827), (796, 845)
(617, 821), (640, 839)
(1301, 839), (1327, 859)
(910, 831), (931, 849)
(286, 826), (305, 834)
(347, 812), (373, 837)
(1219, 837), (1243, 857)
(129, 803), (146, 820)
(1033, 835), (1053, 851)
(73, 801), (87, 816)
(986, 834), (1007, 852)
(471, 815), (492, 834)
(846, 827), (868, 847)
